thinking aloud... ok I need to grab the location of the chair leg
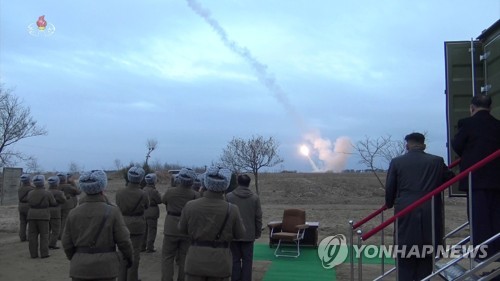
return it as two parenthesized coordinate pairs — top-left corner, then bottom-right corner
(274, 239), (300, 258)
(274, 239), (282, 257)
(296, 240), (300, 257)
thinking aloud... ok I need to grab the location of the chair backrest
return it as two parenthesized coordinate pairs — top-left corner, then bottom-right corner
(281, 208), (306, 232)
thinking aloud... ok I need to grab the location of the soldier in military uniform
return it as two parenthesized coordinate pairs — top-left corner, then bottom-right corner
(18, 174), (34, 242)
(47, 176), (66, 249)
(161, 168), (200, 281)
(116, 167), (149, 281)
(59, 172), (81, 240)
(62, 170), (134, 281)
(27, 175), (57, 258)
(141, 173), (162, 253)
(179, 167), (246, 281)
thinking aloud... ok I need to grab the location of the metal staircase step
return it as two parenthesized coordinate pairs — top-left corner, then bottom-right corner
(435, 262), (480, 281)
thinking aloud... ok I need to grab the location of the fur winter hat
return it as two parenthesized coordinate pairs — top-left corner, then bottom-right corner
(56, 172), (67, 184)
(128, 166), (145, 184)
(33, 175), (45, 188)
(145, 173), (157, 185)
(204, 166), (232, 192)
(79, 170), (107, 195)
(177, 168), (197, 186)
(47, 176), (60, 187)
(20, 174), (31, 184)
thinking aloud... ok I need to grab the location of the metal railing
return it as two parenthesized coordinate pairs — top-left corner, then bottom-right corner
(348, 149), (500, 280)
(349, 205), (388, 281)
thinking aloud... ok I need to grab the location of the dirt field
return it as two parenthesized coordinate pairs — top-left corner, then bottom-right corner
(0, 172), (470, 281)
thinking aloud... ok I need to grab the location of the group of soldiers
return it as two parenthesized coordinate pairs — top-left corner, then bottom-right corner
(18, 165), (262, 281)
(18, 172), (80, 258)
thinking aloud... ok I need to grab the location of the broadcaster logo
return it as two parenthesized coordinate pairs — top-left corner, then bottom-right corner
(317, 234), (488, 270)
(317, 234), (348, 269)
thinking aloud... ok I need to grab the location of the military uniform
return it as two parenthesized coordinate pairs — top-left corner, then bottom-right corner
(47, 178), (67, 249)
(62, 194), (134, 281)
(18, 180), (34, 242)
(179, 190), (246, 281)
(116, 182), (149, 281)
(60, 181), (82, 239)
(161, 182), (200, 281)
(142, 183), (162, 252)
(27, 177), (57, 258)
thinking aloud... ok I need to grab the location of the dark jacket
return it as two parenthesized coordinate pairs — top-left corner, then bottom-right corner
(143, 185), (162, 219)
(385, 149), (454, 247)
(226, 186), (262, 241)
(62, 194), (133, 280)
(116, 183), (149, 235)
(48, 187), (67, 219)
(451, 110), (500, 191)
(162, 184), (199, 237)
(179, 191), (246, 278)
(27, 187), (57, 221)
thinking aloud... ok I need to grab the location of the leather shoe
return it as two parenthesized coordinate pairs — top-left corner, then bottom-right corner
(49, 246), (60, 249)
(146, 249), (156, 253)
(41, 255), (50, 259)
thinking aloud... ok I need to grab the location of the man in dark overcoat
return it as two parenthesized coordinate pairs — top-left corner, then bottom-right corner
(385, 133), (454, 281)
(452, 94), (500, 260)
(226, 174), (262, 281)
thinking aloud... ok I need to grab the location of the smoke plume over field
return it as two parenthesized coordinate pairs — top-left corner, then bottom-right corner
(187, 0), (352, 171)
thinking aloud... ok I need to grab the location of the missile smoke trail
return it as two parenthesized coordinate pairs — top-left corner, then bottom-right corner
(186, 0), (305, 130)
(186, 0), (352, 172)
(307, 155), (320, 172)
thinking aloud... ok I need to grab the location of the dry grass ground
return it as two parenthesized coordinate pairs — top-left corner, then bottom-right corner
(0, 172), (470, 280)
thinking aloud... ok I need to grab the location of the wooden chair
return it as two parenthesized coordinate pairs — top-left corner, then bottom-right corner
(268, 208), (309, 258)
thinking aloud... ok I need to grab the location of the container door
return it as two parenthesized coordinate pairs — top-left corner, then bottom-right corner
(483, 33), (500, 118)
(444, 40), (484, 197)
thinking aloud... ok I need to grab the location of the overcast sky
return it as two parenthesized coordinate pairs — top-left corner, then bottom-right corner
(1, 0), (499, 173)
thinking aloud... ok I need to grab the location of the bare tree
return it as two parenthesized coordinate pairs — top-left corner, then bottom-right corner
(0, 86), (47, 167)
(25, 156), (43, 174)
(380, 138), (406, 164)
(353, 135), (405, 189)
(145, 138), (158, 165)
(220, 135), (283, 195)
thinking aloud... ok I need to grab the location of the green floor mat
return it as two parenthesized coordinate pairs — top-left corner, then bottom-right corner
(254, 243), (334, 281)
(346, 245), (396, 265)
(253, 243), (395, 281)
